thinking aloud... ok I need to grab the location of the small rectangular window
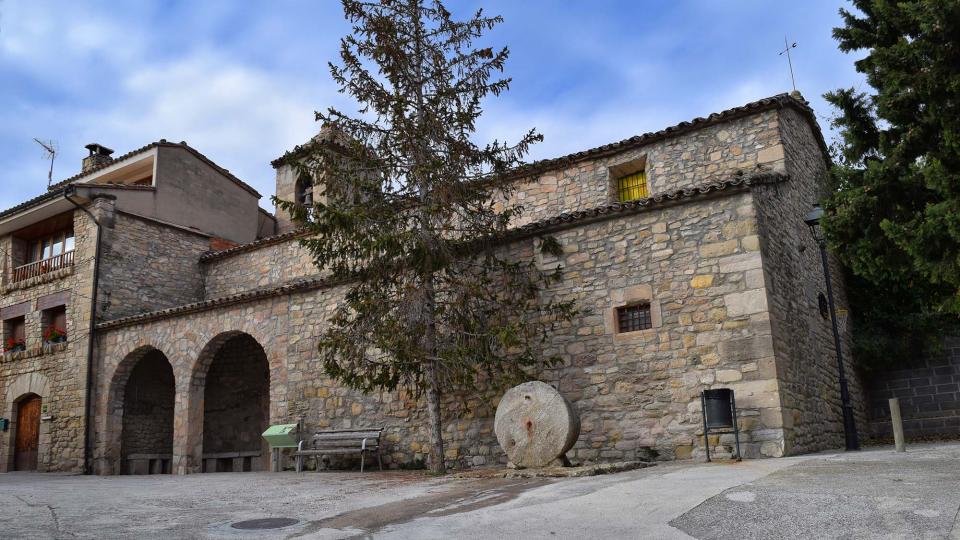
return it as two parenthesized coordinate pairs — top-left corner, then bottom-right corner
(616, 304), (652, 333)
(3, 316), (26, 352)
(42, 305), (67, 344)
(616, 171), (649, 202)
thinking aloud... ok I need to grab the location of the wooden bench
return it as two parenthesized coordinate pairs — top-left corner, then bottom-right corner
(295, 428), (383, 473)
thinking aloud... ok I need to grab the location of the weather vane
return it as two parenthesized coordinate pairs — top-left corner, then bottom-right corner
(779, 36), (798, 93)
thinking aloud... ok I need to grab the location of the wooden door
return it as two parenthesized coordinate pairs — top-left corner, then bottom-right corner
(14, 395), (41, 471)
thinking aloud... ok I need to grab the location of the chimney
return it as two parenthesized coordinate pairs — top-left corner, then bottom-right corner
(82, 143), (114, 172)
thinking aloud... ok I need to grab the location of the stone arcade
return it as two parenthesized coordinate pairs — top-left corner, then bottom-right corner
(0, 93), (867, 475)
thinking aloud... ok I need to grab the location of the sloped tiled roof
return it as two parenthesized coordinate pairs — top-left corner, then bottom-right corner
(0, 187), (67, 220)
(505, 93), (822, 181)
(270, 92), (823, 179)
(48, 140), (261, 198)
(200, 227), (308, 263)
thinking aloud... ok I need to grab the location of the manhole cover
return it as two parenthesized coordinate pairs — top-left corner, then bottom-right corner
(231, 518), (299, 530)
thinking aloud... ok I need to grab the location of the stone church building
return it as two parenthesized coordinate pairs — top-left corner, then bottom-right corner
(0, 92), (865, 475)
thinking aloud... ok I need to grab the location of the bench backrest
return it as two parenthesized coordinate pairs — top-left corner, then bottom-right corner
(306, 428), (383, 449)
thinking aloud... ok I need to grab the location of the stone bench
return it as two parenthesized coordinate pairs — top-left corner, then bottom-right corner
(295, 428), (383, 473)
(202, 450), (261, 473)
(125, 453), (172, 475)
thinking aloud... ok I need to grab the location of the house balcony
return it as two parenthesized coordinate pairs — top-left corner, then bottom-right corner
(12, 251), (75, 283)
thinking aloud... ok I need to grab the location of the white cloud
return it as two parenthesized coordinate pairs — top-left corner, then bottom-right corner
(74, 50), (344, 206)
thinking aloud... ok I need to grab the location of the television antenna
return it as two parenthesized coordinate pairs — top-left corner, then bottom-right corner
(778, 36), (798, 93)
(33, 138), (58, 187)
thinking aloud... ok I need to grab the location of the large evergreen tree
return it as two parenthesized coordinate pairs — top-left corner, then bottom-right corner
(823, 0), (960, 365)
(278, 0), (574, 473)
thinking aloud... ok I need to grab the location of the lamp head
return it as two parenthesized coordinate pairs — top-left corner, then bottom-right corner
(804, 204), (825, 243)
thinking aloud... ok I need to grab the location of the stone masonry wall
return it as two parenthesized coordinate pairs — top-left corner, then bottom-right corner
(89, 98), (846, 473)
(751, 105), (868, 455)
(500, 110), (784, 227)
(98, 212), (209, 320)
(0, 205), (99, 473)
(535, 190), (783, 460)
(865, 337), (960, 440)
(202, 235), (316, 299)
(95, 186), (786, 472)
(242, 109), (789, 302)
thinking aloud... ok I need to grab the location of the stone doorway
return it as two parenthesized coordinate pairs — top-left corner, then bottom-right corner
(13, 394), (41, 471)
(199, 333), (270, 472)
(120, 350), (175, 474)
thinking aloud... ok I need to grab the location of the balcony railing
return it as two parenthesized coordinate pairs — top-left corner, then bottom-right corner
(12, 251), (75, 283)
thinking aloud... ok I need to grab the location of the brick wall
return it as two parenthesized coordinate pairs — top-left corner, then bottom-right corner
(866, 338), (960, 439)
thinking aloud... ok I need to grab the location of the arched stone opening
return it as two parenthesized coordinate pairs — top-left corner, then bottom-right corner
(119, 350), (175, 474)
(100, 346), (175, 475)
(192, 332), (270, 473)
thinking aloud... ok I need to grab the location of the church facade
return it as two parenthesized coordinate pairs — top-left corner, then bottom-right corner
(0, 93), (866, 475)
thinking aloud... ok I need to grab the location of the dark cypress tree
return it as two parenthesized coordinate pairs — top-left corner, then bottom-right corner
(277, 0), (575, 473)
(823, 0), (960, 366)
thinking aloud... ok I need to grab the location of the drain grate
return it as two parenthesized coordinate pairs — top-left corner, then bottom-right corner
(231, 517), (300, 530)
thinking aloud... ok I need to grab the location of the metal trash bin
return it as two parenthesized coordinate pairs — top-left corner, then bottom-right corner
(262, 423), (300, 471)
(700, 389), (741, 462)
(703, 389), (735, 429)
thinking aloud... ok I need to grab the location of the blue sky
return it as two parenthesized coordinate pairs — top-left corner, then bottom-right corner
(0, 1), (866, 212)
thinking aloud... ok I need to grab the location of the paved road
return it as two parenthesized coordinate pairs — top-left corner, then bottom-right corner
(1, 442), (958, 539)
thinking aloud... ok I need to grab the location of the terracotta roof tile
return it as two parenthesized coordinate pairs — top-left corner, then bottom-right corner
(200, 227), (309, 263)
(0, 187), (67, 220)
(48, 140), (261, 198)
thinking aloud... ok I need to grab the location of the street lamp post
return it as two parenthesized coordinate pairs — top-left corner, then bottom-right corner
(804, 205), (860, 451)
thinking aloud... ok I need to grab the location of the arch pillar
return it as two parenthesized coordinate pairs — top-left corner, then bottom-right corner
(172, 374), (202, 475)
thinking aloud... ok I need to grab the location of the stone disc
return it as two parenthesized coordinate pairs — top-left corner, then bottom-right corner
(494, 381), (580, 468)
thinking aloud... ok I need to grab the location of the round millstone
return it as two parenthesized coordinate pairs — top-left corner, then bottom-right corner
(494, 381), (580, 468)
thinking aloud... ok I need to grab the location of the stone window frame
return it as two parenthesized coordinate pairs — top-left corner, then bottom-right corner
(605, 284), (662, 339)
(40, 305), (67, 345)
(607, 155), (649, 203)
(616, 303), (653, 333)
(2, 301), (30, 353)
(3, 315), (26, 352)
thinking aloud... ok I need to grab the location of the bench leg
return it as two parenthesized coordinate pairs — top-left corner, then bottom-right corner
(296, 454), (302, 474)
(361, 451), (365, 473)
(378, 449), (383, 471)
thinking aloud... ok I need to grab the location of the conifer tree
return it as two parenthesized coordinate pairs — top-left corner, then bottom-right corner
(823, 0), (960, 365)
(277, 0), (575, 473)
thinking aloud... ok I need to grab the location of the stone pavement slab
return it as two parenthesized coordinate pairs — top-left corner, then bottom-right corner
(670, 443), (960, 540)
(1, 442), (958, 539)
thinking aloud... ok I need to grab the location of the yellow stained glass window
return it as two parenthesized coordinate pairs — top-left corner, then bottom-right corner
(616, 171), (649, 202)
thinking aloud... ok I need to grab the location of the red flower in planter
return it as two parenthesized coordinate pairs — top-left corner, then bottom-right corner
(4, 337), (26, 353)
(43, 326), (67, 344)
